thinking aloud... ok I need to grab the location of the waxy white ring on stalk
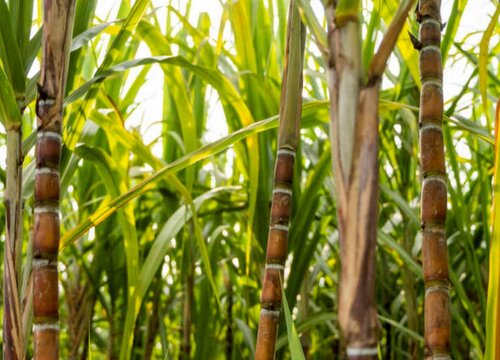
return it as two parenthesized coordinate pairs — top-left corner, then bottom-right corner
(38, 98), (55, 107)
(346, 347), (379, 356)
(422, 79), (443, 90)
(38, 131), (62, 141)
(34, 205), (59, 214)
(33, 258), (51, 268)
(421, 45), (441, 55)
(33, 323), (60, 332)
(421, 17), (442, 29)
(423, 227), (446, 235)
(35, 168), (60, 176)
(38, 131), (62, 140)
(270, 224), (289, 232)
(431, 355), (452, 360)
(273, 188), (293, 196)
(425, 285), (450, 297)
(277, 148), (296, 157)
(423, 175), (447, 187)
(265, 263), (285, 271)
(420, 123), (443, 132)
(260, 308), (280, 318)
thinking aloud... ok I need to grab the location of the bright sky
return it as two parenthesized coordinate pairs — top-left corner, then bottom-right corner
(92, 0), (496, 157)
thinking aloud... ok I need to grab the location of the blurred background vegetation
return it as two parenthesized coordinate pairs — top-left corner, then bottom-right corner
(0, 0), (499, 358)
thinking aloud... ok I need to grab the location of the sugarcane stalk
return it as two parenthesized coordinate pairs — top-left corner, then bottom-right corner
(412, 1), (451, 358)
(254, 2), (305, 359)
(33, 1), (76, 358)
(327, 1), (415, 358)
(3, 123), (24, 359)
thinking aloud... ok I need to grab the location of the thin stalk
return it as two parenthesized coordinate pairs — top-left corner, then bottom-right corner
(486, 98), (500, 360)
(179, 267), (194, 360)
(3, 124), (24, 359)
(33, 0), (76, 358)
(254, 1), (305, 359)
(327, 1), (415, 358)
(224, 268), (234, 360)
(412, 1), (451, 358)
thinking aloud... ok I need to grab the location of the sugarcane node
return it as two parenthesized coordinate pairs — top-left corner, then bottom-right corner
(36, 91), (56, 119)
(422, 170), (446, 177)
(270, 219), (290, 229)
(334, 14), (358, 28)
(260, 301), (282, 313)
(424, 348), (452, 360)
(418, 1), (442, 23)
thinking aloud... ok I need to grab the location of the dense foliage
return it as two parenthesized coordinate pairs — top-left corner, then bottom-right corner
(0, 0), (499, 358)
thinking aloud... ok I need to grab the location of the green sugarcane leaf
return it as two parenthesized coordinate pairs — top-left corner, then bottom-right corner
(121, 187), (234, 358)
(71, 22), (114, 52)
(60, 113), (274, 245)
(296, 0), (326, 52)
(281, 275), (306, 360)
(478, 3), (500, 124)
(24, 27), (42, 75)
(0, 66), (22, 126)
(377, 231), (422, 278)
(60, 100), (328, 248)
(9, 0), (34, 68)
(276, 312), (337, 350)
(378, 315), (424, 343)
(380, 184), (419, 226)
(235, 319), (256, 357)
(441, 0), (466, 64)
(486, 99), (500, 359)
(0, 0), (25, 96)
(64, 0), (151, 150)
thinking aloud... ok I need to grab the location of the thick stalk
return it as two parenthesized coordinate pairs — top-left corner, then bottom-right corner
(327, 1), (415, 358)
(414, 1), (451, 357)
(254, 2), (305, 359)
(33, 1), (76, 358)
(327, 4), (378, 358)
(3, 125), (24, 359)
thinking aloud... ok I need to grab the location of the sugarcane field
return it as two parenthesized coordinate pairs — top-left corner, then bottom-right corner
(0, 0), (500, 359)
